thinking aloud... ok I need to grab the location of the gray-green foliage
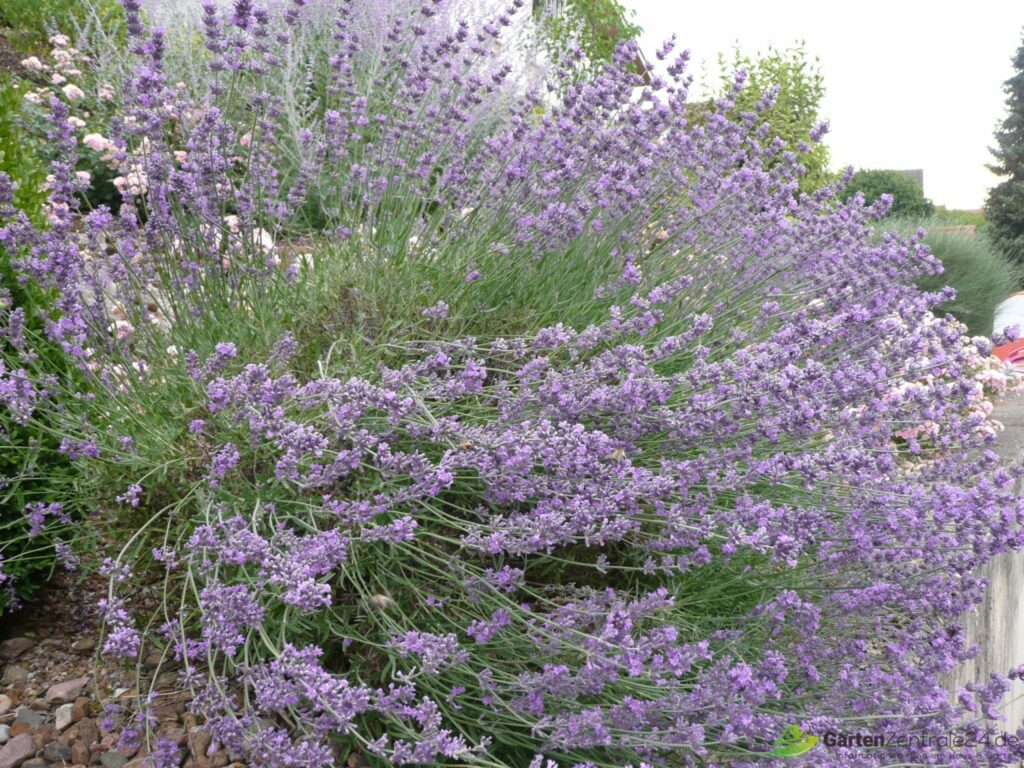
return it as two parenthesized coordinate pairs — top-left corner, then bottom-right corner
(903, 221), (1020, 336)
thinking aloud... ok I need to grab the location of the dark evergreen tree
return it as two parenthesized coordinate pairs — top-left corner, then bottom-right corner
(986, 29), (1024, 266)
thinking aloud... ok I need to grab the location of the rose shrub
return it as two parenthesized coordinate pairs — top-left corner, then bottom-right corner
(2, 1), (1024, 767)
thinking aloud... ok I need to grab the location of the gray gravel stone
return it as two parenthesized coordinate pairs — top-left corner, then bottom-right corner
(0, 667), (27, 685)
(42, 741), (71, 763)
(0, 638), (34, 662)
(13, 707), (43, 727)
(71, 637), (96, 653)
(101, 751), (129, 768)
(54, 703), (74, 732)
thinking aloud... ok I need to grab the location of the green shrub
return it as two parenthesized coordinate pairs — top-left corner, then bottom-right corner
(535, 0), (643, 75)
(718, 43), (835, 192)
(2, 4), (1020, 763)
(0, 0), (125, 53)
(0, 76), (48, 224)
(0, 74), (72, 612)
(902, 221), (1020, 336)
(843, 168), (935, 220)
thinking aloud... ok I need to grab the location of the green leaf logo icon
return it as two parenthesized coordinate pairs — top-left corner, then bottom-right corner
(768, 724), (820, 757)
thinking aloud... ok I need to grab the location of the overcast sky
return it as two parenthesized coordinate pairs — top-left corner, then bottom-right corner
(626, 1), (1024, 210)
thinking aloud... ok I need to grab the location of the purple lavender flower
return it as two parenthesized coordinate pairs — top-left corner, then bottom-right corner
(115, 483), (143, 507)
(24, 501), (68, 536)
(422, 300), (449, 320)
(2, 2), (1023, 766)
(388, 631), (469, 674)
(208, 442), (240, 486)
(198, 582), (264, 656)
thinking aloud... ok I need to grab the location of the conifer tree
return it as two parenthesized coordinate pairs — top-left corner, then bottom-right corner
(986, 29), (1024, 266)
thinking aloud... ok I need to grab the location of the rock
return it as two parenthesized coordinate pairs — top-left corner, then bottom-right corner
(0, 733), (36, 768)
(29, 729), (54, 753)
(13, 708), (42, 728)
(1, 667), (27, 686)
(101, 751), (128, 768)
(207, 753), (229, 768)
(186, 729), (211, 761)
(155, 672), (177, 689)
(0, 696), (11, 718)
(116, 741), (139, 760)
(30, 723), (55, 749)
(55, 703), (75, 732)
(149, 699), (177, 723)
(70, 697), (90, 723)
(0, 725), (8, 745)
(44, 677), (89, 705)
(5, 727), (28, 742)
(142, 653), (162, 670)
(76, 719), (98, 749)
(20, 761), (46, 768)
(69, 740), (89, 764)
(0, 638), (34, 662)
(70, 638), (96, 653)
(43, 741), (71, 763)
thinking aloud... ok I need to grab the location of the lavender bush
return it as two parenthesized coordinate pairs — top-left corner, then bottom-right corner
(2, 1), (1024, 766)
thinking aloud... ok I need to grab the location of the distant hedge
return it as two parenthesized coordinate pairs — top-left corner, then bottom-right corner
(908, 222), (1020, 336)
(843, 168), (935, 220)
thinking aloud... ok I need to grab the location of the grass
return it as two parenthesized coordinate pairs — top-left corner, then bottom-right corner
(0, 0), (124, 53)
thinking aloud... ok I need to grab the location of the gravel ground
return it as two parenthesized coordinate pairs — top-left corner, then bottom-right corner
(0, 569), (247, 768)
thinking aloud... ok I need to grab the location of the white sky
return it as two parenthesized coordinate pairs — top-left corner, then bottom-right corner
(626, 1), (1024, 210)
